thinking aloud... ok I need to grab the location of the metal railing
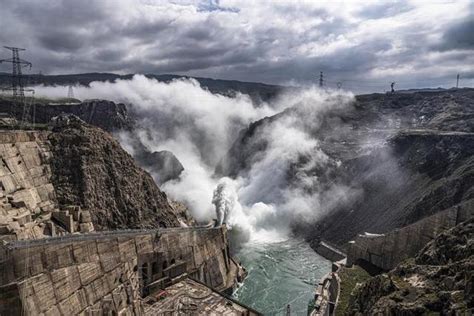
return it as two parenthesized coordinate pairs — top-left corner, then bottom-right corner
(3, 226), (222, 250)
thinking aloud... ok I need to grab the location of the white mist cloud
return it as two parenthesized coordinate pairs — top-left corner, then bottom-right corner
(35, 75), (275, 222)
(35, 77), (358, 243)
(227, 89), (359, 241)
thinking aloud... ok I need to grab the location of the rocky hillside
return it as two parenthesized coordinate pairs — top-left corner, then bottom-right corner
(48, 116), (182, 229)
(0, 96), (186, 185)
(120, 133), (184, 185)
(345, 218), (473, 315)
(217, 88), (474, 246)
(0, 97), (132, 132)
(312, 130), (474, 246)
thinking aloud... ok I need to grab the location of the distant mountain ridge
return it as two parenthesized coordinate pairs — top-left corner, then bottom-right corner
(0, 72), (284, 102)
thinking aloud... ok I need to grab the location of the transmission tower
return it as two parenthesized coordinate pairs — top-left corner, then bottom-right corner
(67, 84), (74, 99)
(0, 46), (35, 127)
(0, 46), (32, 98)
(456, 74), (460, 88)
(319, 71), (324, 88)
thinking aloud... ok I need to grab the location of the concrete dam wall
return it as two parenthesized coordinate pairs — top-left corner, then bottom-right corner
(0, 226), (243, 315)
(0, 127), (250, 314)
(346, 202), (473, 271)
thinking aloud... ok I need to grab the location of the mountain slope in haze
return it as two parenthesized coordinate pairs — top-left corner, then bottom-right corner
(0, 96), (132, 132)
(217, 88), (474, 247)
(0, 72), (284, 102)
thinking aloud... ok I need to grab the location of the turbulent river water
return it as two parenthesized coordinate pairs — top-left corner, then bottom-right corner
(232, 237), (331, 315)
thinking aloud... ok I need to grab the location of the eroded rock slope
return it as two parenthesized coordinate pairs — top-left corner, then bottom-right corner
(217, 88), (474, 246)
(48, 118), (181, 230)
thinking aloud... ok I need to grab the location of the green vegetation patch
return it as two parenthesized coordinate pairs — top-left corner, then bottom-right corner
(335, 265), (371, 316)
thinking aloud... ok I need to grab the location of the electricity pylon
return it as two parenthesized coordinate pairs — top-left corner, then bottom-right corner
(0, 46), (32, 98)
(67, 85), (74, 99)
(0, 46), (35, 126)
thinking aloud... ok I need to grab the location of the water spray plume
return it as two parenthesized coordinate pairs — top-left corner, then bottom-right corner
(34, 77), (357, 244)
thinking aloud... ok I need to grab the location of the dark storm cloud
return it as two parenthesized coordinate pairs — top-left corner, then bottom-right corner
(437, 19), (474, 51)
(121, 19), (175, 39)
(94, 49), (127, 62)
(0, 0), (472, 91)
(38, 32), (86, 52)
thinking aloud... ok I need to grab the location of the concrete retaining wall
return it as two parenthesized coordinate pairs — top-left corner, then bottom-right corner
(311, 263), (341, 316)
(347, 203), (473, 271)
(314, 241), (346, 262)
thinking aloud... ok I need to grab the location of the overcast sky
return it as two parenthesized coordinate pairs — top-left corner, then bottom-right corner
(0, 0), (473, 92)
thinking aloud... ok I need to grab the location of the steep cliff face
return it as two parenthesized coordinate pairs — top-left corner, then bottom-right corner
(218, 89), (474, 178)
(311, 130), (474, 246)
(215, 110), (287, 177)
(120, 134), (184, 185)
(345, 218), (473, 315)
(217, 89), (474, 246)
(48, 117), (181, 230)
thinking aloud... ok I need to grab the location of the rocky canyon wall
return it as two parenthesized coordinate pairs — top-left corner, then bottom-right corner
(0, 119), (184, 244)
